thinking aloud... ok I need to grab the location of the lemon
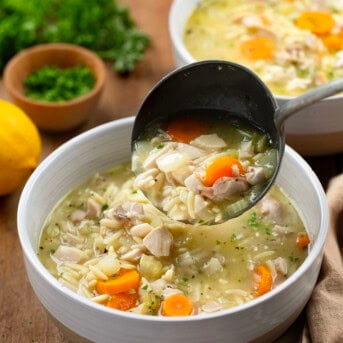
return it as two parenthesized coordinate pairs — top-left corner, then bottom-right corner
(0, 99), (41, 196)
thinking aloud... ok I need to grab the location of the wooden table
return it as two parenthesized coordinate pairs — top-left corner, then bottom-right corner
(0, 1), (342, 342)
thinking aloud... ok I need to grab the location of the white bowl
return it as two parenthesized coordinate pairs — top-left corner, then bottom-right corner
(18, 117), (328, 343)
(169, 0), (343, 156)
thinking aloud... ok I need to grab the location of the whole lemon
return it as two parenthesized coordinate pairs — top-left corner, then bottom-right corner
(0, 99), (41, 196)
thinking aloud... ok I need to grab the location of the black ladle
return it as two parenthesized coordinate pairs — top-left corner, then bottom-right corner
(131, 60), (343, 223)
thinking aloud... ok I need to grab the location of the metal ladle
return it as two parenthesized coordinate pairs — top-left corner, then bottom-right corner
(131, 60), (343, 223)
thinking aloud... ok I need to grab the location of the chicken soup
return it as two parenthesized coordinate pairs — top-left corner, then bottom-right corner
(38, 162), (310, 316)
(132, 115), (278, 224)
(184, 0), (343, 96)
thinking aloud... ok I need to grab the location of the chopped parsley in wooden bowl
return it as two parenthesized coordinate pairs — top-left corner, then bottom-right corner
(24, 65), (96, 102)
(4, 43), (106, 132)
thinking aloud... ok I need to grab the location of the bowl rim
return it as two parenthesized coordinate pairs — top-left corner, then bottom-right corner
(17, 116), (329, 323)
(3, 42), (107, 107)
(168, 0), (342, 101)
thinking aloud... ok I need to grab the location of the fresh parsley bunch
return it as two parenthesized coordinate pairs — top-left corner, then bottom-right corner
(0, 0), (150, 74)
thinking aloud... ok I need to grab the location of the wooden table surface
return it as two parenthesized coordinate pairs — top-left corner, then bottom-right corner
(0, 1), (342, 342)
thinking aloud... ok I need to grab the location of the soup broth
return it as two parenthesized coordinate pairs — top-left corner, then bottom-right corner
(184, 0), (343, 96)
(39, 162), (310, 316)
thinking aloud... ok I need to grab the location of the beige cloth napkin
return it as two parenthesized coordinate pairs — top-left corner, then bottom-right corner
(277, 174), (343, 343)
(302, 174), (343, 343)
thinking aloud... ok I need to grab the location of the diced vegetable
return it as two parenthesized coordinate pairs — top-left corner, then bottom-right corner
(161, 294), (193, 316)
(240, 37), (275, 60)
(106, 292), (137, 311)
(143, 292), (163, 315)
(96, 269), (140, 295)
(139, 254), (163, 280)
(296, 233), (310, 249)
(166, 118), (208, 144)
(296, 11), (334, 35)
(255, 265), (272, 297)
(204, 156), (244, 186)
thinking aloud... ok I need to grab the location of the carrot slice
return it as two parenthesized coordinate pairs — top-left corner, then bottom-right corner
(255, 265), (272, 297)
(203, 156), (244, 187)
(321, 34), (343, 51)
(296, 11), (334, 35)
(296, 233), (310, 249)
(161, 294), (193, 316)
(106, 292), (138, 311)
(96, 269), (140, 295)
(166, 117), (208, 144)
(240, 37), (275, 60)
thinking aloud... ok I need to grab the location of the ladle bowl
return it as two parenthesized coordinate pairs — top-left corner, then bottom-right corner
(131, 60), (343, 223)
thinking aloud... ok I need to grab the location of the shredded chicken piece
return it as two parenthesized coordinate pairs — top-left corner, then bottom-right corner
(70, 209), (86, 223)
(143, 226), (173, 257)
(142, 143), (174, 169)
(184, 173), (204, 194)
(257, 194), (284, 223)
(53, 246), (87, 263)
(201, 177), (248, 201)
(274, 257), (288, 276)
(246, 166), (266, 185)
(86, 198), (101, 219)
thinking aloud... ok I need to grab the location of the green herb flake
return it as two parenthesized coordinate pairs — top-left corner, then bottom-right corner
(230, 233), (237, 242)
(132, 190), (138, 194)
(50, 249), (55, 254)
(101, 203), (109, 211)
(248, 212), (260, 228)
(142, 284), (148, 290)
(216, 240), (221, 245)
(182, 277), (189, 283)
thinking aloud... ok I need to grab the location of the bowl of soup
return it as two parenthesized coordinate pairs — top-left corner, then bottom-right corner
(169, 0), (343, 155)
(17, 116), (328, 342)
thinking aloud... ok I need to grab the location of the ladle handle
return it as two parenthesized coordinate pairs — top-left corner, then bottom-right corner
(275, 78), (343, 130)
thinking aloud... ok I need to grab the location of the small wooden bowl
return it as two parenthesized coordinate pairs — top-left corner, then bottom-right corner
(3, 43), (106, 132)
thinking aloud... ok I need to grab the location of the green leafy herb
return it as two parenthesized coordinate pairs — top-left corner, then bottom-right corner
(101, 203), (109, 211)
(265, 228), (271, 236)
(0, 0), (150, 74)
(142, 284), (148, 290)
(230, 233), (237, 242)
(24, 65), (95, 102)
(248, 212), (260, 228)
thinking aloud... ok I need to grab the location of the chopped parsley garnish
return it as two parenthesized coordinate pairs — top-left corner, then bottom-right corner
(248, 212), (260, 228)
(24, 65), (96, 102)
(101, 203), (109, 211)
(142, 284), (148, 290)
(230, 233), (237, 242)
